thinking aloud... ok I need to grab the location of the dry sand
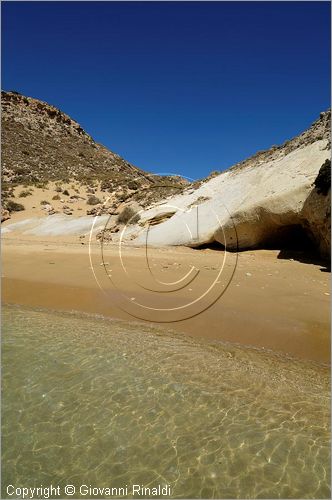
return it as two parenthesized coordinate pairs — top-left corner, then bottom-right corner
(2, 213), (330, 364)
(6, 181), (107, 217)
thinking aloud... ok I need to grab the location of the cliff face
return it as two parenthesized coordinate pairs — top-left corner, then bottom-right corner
(301, 159), (331, 259)
(124, 111), (331, 259)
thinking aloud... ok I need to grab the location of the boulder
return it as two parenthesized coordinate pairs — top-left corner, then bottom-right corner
(87, 206), (103, 216)
(301, 161), (331, 259)
(43, 204), (54, 212)
(96, 228), (113, 242)
(1, 208), (10, 222)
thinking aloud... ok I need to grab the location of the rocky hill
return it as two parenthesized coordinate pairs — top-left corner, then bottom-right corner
(230, 110), (330, 172)
(1, 91), (186, 209)
(191, 110), (331, 189)
(2, 91), (330, 259)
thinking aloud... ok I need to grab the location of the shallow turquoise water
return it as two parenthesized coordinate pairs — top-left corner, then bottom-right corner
(2, 305), (330, 499)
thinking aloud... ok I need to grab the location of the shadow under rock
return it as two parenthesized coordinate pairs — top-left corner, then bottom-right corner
(277, 248), (331, 272)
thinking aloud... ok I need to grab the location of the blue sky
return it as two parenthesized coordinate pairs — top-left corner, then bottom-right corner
(2, 1), (331, 179)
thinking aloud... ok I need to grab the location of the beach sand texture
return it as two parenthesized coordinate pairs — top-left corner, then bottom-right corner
(2, 227), (330, 364)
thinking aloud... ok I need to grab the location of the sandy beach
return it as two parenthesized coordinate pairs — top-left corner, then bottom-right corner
(2, 6), (331, 497)
(2, 228), (330, 364)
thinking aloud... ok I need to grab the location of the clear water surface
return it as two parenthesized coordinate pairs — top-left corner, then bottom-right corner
(2, 305), (330, 499)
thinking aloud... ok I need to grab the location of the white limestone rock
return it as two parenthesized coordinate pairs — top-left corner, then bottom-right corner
(125, 111), (330, 257)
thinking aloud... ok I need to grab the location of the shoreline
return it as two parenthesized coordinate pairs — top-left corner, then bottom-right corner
(4, 302), (331, 373)
(2, 236), (330, 364)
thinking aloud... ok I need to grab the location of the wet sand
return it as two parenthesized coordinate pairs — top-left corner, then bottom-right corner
(2, 235), (330, 364)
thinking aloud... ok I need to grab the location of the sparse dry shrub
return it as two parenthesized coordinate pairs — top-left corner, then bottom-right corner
(87, 195), (101, 205)
(127, 180), (139, 190)
(35, 182), (48, 189)
(19, 190), (32, 197)
(6, 200), (25, 212)
(117, 206), (140, 225)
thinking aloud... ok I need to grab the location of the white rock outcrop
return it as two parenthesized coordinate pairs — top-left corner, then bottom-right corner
(2, 214), (109, 236)
(124, 111), (330, 258)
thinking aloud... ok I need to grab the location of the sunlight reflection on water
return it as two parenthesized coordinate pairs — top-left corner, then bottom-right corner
(2, 306), (330, 499)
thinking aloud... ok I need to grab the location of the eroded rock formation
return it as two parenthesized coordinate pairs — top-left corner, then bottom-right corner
(125, 111), (331, 259)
